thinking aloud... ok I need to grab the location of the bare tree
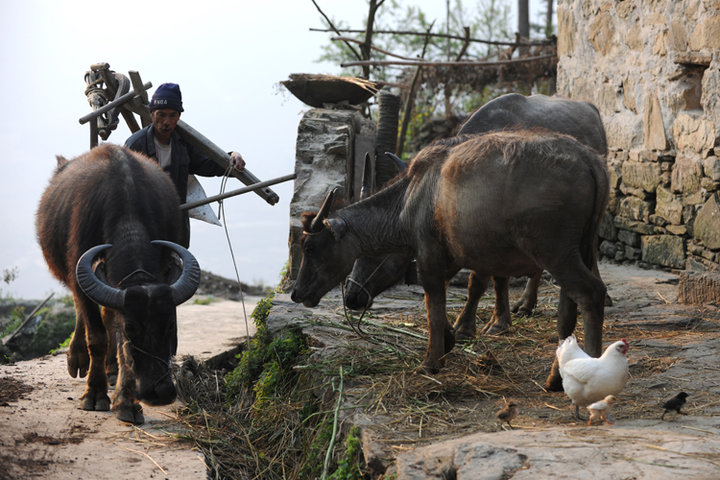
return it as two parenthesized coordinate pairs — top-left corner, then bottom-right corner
(517, 0), (529, 55)
(544, 0), (554, 38)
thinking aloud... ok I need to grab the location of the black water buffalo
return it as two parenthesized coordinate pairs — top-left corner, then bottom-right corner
(35, 144), (200, 424)
(344, 93), (609, 336)
(292, 130), (609, 388)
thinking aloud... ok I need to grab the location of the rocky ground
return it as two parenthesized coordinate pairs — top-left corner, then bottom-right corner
(1, 262), (719, 479)
(267, 262), (720, 479)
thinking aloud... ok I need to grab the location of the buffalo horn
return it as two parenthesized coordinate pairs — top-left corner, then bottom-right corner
(385, 152), (407, 171)
(309, 187), (338, 233)
(151, 240), (201, 305)
(360, 152), (372, 199)
(76, 244), (126, 309)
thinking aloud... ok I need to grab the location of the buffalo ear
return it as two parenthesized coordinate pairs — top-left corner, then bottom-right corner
(326, 218), (347, 240)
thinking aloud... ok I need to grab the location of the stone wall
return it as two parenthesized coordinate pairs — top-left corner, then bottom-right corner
(557, 0), (720, 272)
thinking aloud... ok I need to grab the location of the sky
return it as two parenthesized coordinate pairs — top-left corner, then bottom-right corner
(0, 0), (541, 300)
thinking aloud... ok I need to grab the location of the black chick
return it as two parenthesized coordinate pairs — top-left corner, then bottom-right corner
(496, 400), (518, 429)
(661, 392), (689, 420)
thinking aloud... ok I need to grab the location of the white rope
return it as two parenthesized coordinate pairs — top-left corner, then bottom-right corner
(216, 166), (252, 350)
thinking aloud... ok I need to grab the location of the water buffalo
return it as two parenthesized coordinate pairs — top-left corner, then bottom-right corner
(344, 93), (609, 336)
(292, 130), (609, 388)
(35, 144), (200, 424)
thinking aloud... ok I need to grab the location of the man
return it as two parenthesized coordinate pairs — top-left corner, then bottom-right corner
(125, 82), (245, 246)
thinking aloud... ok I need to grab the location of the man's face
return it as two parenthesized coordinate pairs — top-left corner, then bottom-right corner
(150, 108), (181, 144)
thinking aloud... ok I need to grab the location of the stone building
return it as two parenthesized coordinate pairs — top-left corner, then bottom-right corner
(557, 0), (720, 272)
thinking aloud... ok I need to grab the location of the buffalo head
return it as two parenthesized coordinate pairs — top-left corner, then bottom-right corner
(76, 240), (199, 406)
(291, 188), (360, 308)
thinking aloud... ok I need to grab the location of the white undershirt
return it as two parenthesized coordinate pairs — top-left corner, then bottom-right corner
(154, 139), (172, 169)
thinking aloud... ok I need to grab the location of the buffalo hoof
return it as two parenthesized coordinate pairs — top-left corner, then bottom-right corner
(417, 358), (442, 375)
(480, 319), (510, 335)
(454, 327), (476, 342)
(513, 305), (534, 316)
(115, 403), (144, 425)
(604, 293), (613, 307)
(67, 339), (90, 378)
(81, 389), (111, 411)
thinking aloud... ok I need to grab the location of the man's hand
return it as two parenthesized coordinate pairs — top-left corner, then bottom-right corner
(229, 151), (246, 172)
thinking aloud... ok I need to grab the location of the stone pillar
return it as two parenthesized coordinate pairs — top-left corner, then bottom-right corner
(287, 108), (374, 281)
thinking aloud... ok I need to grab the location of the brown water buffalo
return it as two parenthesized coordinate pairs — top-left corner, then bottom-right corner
(344, 93), (609, 336)
(292, 130), (609, 388)
(35, 144), (200, 424)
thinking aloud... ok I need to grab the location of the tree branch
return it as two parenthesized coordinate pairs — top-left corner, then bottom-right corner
(310, 0), (362, 62)
(341, 53), (556, 68)
(310, 27), (554, 48)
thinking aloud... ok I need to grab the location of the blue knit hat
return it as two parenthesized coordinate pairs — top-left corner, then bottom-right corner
(150, 83), (184, 112)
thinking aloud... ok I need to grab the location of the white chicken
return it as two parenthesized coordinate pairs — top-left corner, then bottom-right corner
(556, 335), (629, 419)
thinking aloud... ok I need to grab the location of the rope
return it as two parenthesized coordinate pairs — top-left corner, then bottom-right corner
(217, 165), (252, 352)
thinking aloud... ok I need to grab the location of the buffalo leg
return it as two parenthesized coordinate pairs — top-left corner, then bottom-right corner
(67, 296), (90, 378)
(75, 295), (111, 412)
(101, 307), (119, 386)
(418, 258), (455, 373)
(481, 277), (512, 334)
(512, 272), (541, 315)
(545, 261), (606, 391)
(453, 272), (489, 340)
(112, 335), (144, 424)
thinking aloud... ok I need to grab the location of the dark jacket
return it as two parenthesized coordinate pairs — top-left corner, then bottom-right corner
(125, 125), (227, 202)
(125, 125), (227, 246)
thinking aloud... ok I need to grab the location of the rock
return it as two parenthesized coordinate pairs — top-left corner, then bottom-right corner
(621, 160), (662, 193)
(703, 156), (720, 182)
(671, 113), (715, 156)
(693, 193), (720, 249)
(618, 195), (653, 222)
(641, 234), (685, 269)
(395, 441), (527, 480)
(643, 92), (667, 150)
(655, 186), (684, 224)
(671, 152), (704, 194)
(689, 15), (720, 51)
(588, 7), (615, 56)
(618, 228), (641, 247)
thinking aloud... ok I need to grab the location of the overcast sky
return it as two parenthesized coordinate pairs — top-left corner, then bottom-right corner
(0, 1), (539, 300)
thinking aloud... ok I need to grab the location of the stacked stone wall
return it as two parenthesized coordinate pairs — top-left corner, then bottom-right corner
(557, 0), (720, 271)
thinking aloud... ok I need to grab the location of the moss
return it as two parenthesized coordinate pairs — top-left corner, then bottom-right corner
(329, 425), (363, 480)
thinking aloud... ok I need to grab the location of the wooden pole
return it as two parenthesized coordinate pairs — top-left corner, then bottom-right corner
(175, 121), (280, 205)
(180, 173), (295, 210)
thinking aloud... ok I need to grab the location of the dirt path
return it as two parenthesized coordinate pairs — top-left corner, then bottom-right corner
(0, 297), (260, 480)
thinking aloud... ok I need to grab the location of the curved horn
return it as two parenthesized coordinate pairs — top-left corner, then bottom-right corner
(385, 152), (407, 171)
(76, 244), (126, 309)
(151, 240), (201, 305)
(309, 187), (338, 233)
(360, 152), (373, 199)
